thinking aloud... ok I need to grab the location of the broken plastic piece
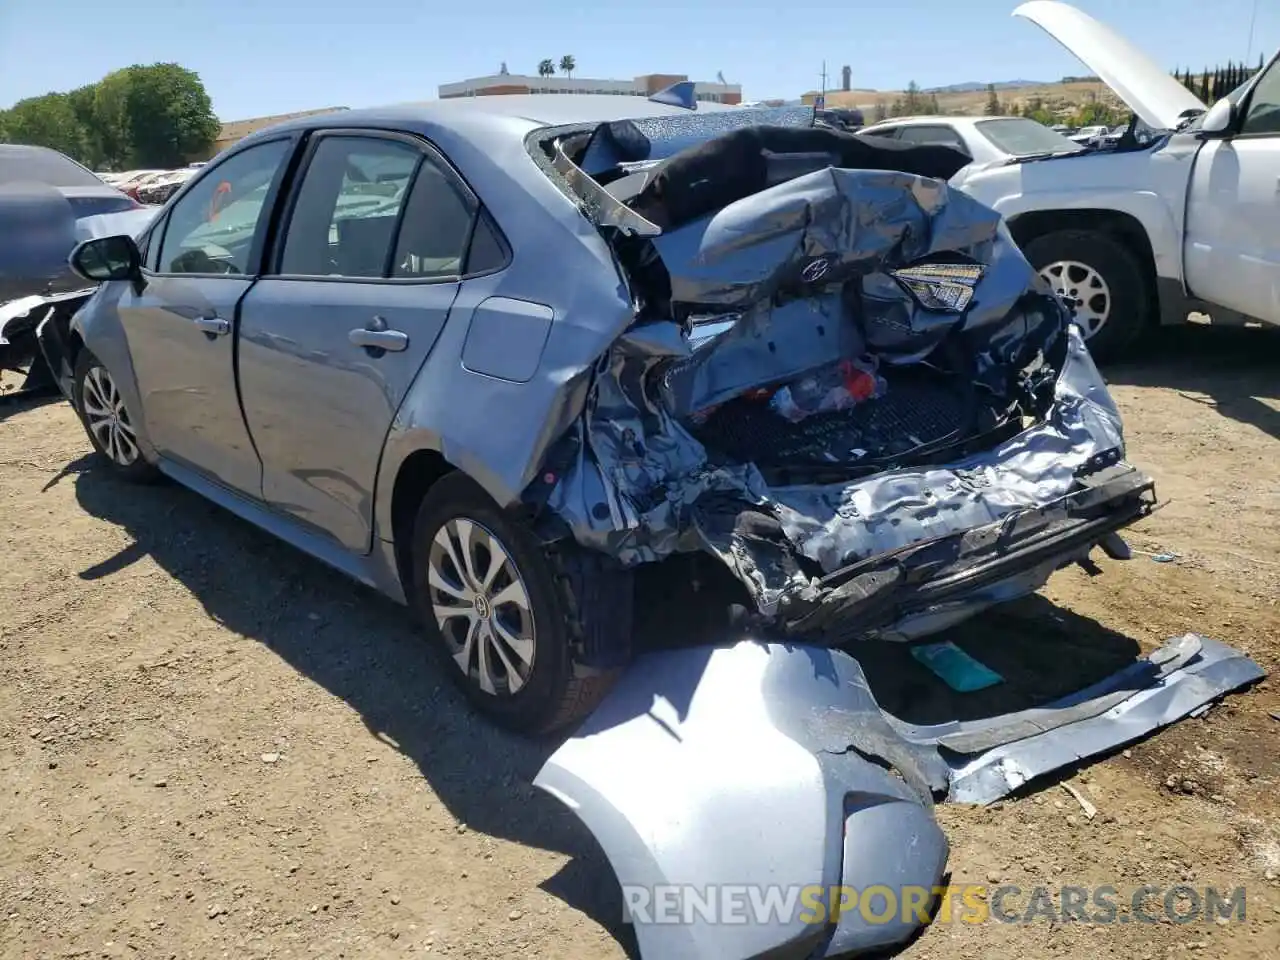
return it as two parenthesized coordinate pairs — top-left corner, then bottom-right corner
(910, 641), (1005, 692)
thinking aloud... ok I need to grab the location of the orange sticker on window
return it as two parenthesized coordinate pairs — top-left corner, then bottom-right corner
(208, 181), (232, 221)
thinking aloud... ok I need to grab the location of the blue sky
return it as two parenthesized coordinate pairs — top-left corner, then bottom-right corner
(2, 0), (1277, 120)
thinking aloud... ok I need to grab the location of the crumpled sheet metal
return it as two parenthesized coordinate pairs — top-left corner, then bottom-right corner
(773, 325), (1121, 573)
(534, 635), (1264, 960)
(533, 640), (950, 960)
(544, 164), (1095, 601)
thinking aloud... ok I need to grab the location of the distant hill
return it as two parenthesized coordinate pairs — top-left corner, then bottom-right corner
(923, 80), (1048, 93)
(807, 77), (1124, 120)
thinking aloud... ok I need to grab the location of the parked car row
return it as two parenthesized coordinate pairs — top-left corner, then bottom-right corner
(96, 163), (205, 204)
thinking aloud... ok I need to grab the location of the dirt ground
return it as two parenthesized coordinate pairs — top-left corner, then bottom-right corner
(2, 324), (1279, 960)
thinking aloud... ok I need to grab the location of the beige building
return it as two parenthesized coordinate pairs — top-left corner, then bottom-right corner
(439, 72), (742, 104)
(194, 106), (350, 161)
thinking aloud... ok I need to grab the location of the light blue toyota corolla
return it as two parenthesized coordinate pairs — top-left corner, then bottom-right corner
(46, 92), (1158, 738)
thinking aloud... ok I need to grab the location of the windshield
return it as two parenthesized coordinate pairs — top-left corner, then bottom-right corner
(973, 118), (1082, 156)
(0, 144), (106, 187)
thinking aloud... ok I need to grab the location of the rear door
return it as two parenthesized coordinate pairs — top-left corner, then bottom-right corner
(111, 137), (296, 494)
(1184, 52), (1280, 324)
(236, 130), (486, 552)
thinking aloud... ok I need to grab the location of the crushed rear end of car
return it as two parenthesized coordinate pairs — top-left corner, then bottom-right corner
(516, 107), (1264, 960)
(525, 109), (1153, 644)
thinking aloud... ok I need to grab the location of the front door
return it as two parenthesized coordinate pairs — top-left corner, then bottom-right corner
(236, 132), (480, 552)
(115, 137), (295, 494)
(1184, 53), (1280, 325)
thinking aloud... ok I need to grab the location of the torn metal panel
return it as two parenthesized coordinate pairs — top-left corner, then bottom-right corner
(535, 635), (1264, 959)
(533, 641), (949, 960)
(1, 288), (95, 399)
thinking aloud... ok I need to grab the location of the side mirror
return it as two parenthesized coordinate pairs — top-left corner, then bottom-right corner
(1197, 98), (1235, 138)
(69, 234), (142, 284)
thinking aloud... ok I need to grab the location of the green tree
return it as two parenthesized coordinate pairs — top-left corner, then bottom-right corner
(903, 80), (925, 115)
(537, 59), (555, 78)
(1, 92), (87, 159)
(92, 69), (134, 169)
(558, 55), (576, 79)
(984, 83), (1001, 116)
(66, 83), (103, 168)
(116, 63), (219, 167)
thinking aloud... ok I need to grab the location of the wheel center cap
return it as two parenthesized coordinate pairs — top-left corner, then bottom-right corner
(473, 595), (492, 620)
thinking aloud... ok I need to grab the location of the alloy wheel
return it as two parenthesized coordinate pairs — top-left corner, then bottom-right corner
(81, 365), (140, 467)
(427, 517), (536, 696)
(1039, 259), (1112, 339)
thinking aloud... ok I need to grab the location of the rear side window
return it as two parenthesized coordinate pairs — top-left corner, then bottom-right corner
(895, 125), (969, 154)
(390, 161), (477, 279)
(463, 210), (508, 275)
(0, 145), (104, 187)
(279, 136), (421, 278)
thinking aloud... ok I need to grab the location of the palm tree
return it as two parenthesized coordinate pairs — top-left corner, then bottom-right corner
(537, 59), (555, 79)
(559, 55), (576, 79)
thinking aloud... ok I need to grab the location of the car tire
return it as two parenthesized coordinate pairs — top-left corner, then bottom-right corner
(409, 472), (633, 735)
(1024, 229), (1149, 361)
(72, 349), (162, 483)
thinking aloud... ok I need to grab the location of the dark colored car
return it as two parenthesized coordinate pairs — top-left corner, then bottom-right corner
(0, 144), (140, 304)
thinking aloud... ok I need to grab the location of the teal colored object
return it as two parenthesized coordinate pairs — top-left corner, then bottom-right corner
(910, 641), (1004, 692)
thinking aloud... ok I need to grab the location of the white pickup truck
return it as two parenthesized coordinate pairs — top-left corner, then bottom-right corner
(949, 1), (1280, 358)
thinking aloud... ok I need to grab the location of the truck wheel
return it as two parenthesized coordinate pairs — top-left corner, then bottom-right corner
(1024, 230), (1149, 361)
(409, 472), (633, 735)
(72, 349), (161, 483)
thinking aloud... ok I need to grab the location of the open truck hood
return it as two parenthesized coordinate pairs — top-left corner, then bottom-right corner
(524, 106), (1264, 960)
(1013, 1), (1206, 130)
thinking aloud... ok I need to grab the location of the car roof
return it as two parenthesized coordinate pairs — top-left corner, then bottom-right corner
(238, 95), (742, 150)
(0, 143), (111, 188)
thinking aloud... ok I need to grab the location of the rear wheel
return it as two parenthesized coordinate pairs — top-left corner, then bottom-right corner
(72, 349), (160, 483)
(1024, 229), (1149, 361)
(409, 472), (633, 735)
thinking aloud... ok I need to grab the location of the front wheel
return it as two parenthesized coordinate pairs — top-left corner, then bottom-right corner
(1024, 229), (1150, 361)
(72, 350), (161, 483)
(409, 472), (633, 735)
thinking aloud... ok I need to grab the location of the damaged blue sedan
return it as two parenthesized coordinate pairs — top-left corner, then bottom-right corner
(44, 91), (1264, 960)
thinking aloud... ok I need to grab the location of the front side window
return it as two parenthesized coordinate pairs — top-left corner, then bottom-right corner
(156, 139), (292, 275)
(279, 136), (421, 278)
(1241, 58), (1280, 136)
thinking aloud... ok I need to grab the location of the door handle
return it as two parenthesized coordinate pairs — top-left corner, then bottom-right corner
(193, 315), (229, 337)
(349, 316), (409, 355)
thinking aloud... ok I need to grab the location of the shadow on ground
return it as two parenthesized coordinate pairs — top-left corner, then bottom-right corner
(1104, 324), (1280, 441)
(65, 454), (1148, 956)
(66, 457), (636, 951)
(0, 388), (60, 423)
